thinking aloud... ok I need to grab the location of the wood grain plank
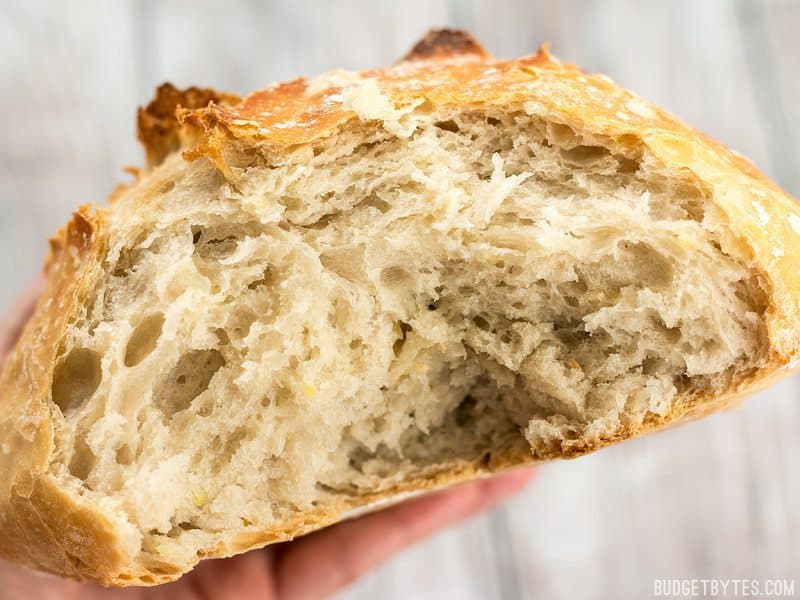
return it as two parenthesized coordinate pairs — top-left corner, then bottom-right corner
(759, 0), (800, 196)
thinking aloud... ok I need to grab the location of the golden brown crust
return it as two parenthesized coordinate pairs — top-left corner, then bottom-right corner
(2, 29), (800, 586)
(0, 206), (104, 501)
(1, 477), (127, 585)
(0, 206), (129, 583)
(137, 83), (241, 170)
(401, 29), (489, 62)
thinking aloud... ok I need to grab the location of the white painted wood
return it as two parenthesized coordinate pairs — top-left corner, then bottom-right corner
(0, 2), (143, 312)
(0, 2), (797, 599)
(759, 0), (800, 195)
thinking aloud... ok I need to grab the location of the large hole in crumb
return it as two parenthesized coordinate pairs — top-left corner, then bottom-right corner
(192, 226), (242, 261)
(454, 395), (478, 427)
(434, 119), (461, 133)
(111, 232), (152, 278)
(392, 322), (412, 356)
(247, 267), (274, 290)
(320, 247), (366, 282)
(546, 122), (580, 146)
(115, 445), (133, 465)
(617, 241), (673, 289)
(362, 194), (391, 213)
(223, 427), (253, 461)
(124, 313), (165, 367)
(68, 437), (95, 480)
(155, 349), (225, 417)
(380, 265), (411, 287)
(558, 145), (612, 166)
(225, 307), (257, 340)
(51, 348), (102, 414)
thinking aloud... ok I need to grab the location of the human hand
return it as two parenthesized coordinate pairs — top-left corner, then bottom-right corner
(0, 278), (534, 600)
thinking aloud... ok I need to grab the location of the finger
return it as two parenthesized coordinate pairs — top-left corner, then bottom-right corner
(0, 275), (46, 369)
(275, 468), (534, 600)
(0, 558), (101, 600)
(177, 549), (277, 600)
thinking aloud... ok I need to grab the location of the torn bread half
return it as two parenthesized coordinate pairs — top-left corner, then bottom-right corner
(1, 29), (799, 586)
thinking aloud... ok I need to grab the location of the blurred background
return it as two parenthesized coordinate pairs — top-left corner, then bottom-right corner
(1, 1), (798, 598)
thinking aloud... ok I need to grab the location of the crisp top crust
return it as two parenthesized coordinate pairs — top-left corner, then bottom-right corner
(164, 28), (749, 184)
(173, 32), (554, 152)
(137, 84), (241, 169)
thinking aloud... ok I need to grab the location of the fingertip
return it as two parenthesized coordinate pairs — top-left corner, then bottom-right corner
(472, 468), (536, 504)
(489, 467), (536, 490)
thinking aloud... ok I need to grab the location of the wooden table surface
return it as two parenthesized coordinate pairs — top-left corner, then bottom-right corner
(1, 1), (798, 598)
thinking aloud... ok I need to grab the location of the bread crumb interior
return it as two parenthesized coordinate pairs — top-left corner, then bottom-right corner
(47, 110), (768, 564)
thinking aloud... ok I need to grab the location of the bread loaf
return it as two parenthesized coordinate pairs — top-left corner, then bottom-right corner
(1, 30), (799, 585)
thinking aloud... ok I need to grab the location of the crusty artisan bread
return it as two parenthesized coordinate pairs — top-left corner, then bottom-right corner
(2, 29), (800, 586)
